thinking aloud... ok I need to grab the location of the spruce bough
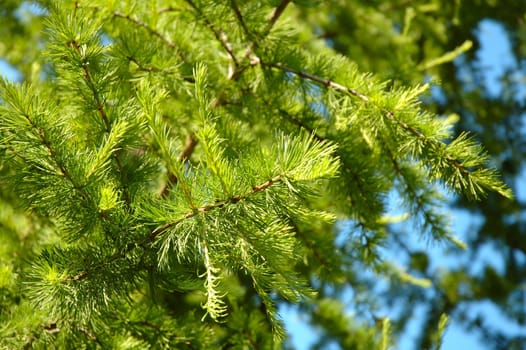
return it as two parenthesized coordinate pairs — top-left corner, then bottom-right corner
(0, 1), (512, 348)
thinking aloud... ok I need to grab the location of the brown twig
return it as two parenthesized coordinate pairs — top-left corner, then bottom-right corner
(184, 0), (239, 67)
(150, 175), (283, 240)
(260, 60), (476, 177)
(67, 39), (130, 204)
(157, 6), (184, 14)
(160, 134), (198, 197)
(179, 133), (198, 162)
(63, 174), (284, 283)
(79, 327), (98, 342)
(230, 0), (251, 38)
(263, 61), (370, 102)
(113, 11), (177, 49)
(266, 0), (293, 34)
(227, 0), (293, 81)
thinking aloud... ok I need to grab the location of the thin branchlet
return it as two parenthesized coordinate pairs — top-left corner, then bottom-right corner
(160, 134), (198, 197)
(259, 60), (477, 178)
(184, 0), (240, 67)
(66, 38), (130, 204)
(62, 174), (283, 282)
(113, 11), (176, 49)
(266, 0), (293, 35)
(150, 175), (283, 240)
(230, 0), (250, 38)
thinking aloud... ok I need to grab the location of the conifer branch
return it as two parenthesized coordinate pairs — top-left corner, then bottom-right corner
(266, 0), (293, 34)
(157, 6), (184, 14)
(150, 175), (283, 241)
(126, 55), (195, 82)
(63, 174), (284, 283)
(205, 0), (294, 83)
(2, 2), (516, 347)
(17, 108), (112, 222)
(382, 138), (446, 238)
(245, 90), (379, 220)
(184, 0), (239, 68)
(66, 42), (111, 127)
(160, 134), (198, 197)
(25, 115), (68, 179)
(381, 109), (471, 176)
(113, 11), (176, 49)
(276, 107), (325, 142)
(247, 89), (325, 142)
(263, 61), (370, 101)
(226, 0), (292, 81)
(230, 0), (250, 38)
(62, 251), (125, 283)
(68, 39), (129, 204)
(78, 4), (184, 62)
(261, 61), (478, 180)
(126, 56), (160, 72)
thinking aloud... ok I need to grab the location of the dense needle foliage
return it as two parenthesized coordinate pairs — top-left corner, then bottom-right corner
(0, 1), (518, 349)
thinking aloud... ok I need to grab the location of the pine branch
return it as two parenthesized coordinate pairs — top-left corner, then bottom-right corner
(230, 0), (250, 38)
(247, 89), (325, 142)
(76, 4), (185, 62)
(67, 38), (130, 204)
(259, 60), (494, 193)
(184, 0), (239, 68)
(262, 61), (370, 101)
(113, 11), (176, 49)
(381, 137), (449, 240)
(276, 107), (325, 142)
(2, 87), (110, 223)
(227, 0), (293, 81)
(160, 133), (198, 197)
(157, 6), (184, 14)
(68, 42), (110, 128)
(241, 89), (381, 225)
(126, 55), (195, 82)
(266, 0), (293, 34)
(25, 113), (69, 179)
(126, 56), (160, 72)
(381, 108), (472, 176)
(61, 250), (127, 283)
(150, 175), (283, 240)
(135, 82), (198, 207)
(63, 174), (284, 282)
